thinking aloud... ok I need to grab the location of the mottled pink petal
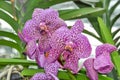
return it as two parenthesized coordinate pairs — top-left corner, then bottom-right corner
(44, 61), (60, 76)
(46, 48), (62, 64)
(30, 73), (47, 80)
(84, 58), (98, 80)
(73, 34), (92, 58)
(94, 52), (114, 74)
(35, 50), (46, 67)
(30, 71), (59, 80)
(48, 18), (67, 34)
(39, 8), (59, 23)
(64, 53), (79, 74)
(38, 36), (51, 52)
(22, 20), (40, 42)
(49, 27), (70, 50)
(32, 8), (44, 22)
(47, 72), (59, 80)
(71, 20), (84, 34)
(25, 40), (37, 59)
(96, 44), (117, 57)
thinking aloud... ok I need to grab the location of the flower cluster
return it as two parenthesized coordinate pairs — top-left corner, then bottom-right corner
(18, 8), (117, 80)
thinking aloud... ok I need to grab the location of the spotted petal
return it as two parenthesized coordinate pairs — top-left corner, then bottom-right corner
(64, 53), (79, 74)
(39, 8), (59, 23)
(32, 8), (44, 22)
(49, 27), (70, 51)
(73, 34), (92, 58)
(22, 20), (40, 42)
(94, 52), (114, 74)
(35, 50), (46, 67)
(30, 72), (59, 80)
(30, 73), (47, 80)
(44, 61), (60, 76)
(25, 40), (37, 59)
(46, 48), (62, 64)
(96, 44), (117, 57)
(71, 20), (84, 34)
(84, 58), (98, 80)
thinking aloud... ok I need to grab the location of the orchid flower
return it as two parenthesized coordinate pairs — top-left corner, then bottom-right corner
(94, 44), (117, 73)
(84, 44), (117, 80)
(18, 8), (66, 67)
(46, 20), (92, 73)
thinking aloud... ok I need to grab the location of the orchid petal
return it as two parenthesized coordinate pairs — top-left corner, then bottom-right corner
(22, 20), (40, 42)
(71, 20), (84, 34)
(84, 58), (98, 80)
(35, 51), (46, 67)
(49, 27), (70, 50)
(94, 52), (114, 73)
(32, 8), (44, 22)
(48, 72), (59, 80)
(30, 73), (47, 80)
(44, 61), (60, 76)
(96, 44), (117, 57)
(25, 40), (37, 59)
(46, 48), (62, 64)
(64, 53), (79, 74)
(73, 34), (92, 58)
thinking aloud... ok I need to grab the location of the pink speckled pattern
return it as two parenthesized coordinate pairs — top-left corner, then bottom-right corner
(31, 61), (59, 80)
(95, 43), (117, 57)
(84, 58), (98, 80)
(47, 20), (91, 73)
(71, 20), (84, 34)
(94, 52), (114, 73)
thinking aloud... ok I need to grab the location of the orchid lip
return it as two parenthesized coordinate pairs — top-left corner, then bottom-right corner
(39, 23), (48, 35)
(65, 45), (73, 52)
(64, 41), (74, 52)
(45, 52), (49, 58)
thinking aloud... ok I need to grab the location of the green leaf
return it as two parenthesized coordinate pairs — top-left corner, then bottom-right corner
(116, 41), (120, 48)
(83, 29), (103, 43)
(109, 0), (120, 16)
(76, 73), (89, 80)
(0, 1), (19, 18)
(59, 8), (105, 20)
(104, 0), (110, 10)
(111, 13), (120, 28)
(0, 39), (22, 53)
(98, 17), (120, 76)
(88, 18), (102, 40)
(74, 1), (92, 8)
(98, 17), (113, 44)
(112, 28), (120, 38)
(98, 75), (112, 80)
(0, 30), (21, 43)
(0, 58), (37, 66)
(114, 36), (120, 43)
(0, 10), (20, 33)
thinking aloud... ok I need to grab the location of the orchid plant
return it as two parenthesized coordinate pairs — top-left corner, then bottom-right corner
(19, 8), (117, 80)
(0, 0), (120, 80)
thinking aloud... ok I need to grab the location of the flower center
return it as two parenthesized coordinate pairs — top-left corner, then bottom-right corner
(39, 23), (48, 35)
(65, 45), (73, 52)
(45, 52), (49, 58)
(64, 41), (74, 52)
